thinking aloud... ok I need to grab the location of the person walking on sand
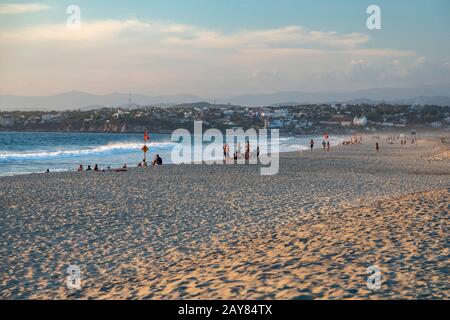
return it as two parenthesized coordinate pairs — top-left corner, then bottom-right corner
(223, 144), (227, 160)
(257, 146), (260, 159)
(310, 139), (314, 151)
(322, 140), (326, 150)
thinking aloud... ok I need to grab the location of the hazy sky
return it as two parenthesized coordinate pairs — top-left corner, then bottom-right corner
(0, 0), (449, 97)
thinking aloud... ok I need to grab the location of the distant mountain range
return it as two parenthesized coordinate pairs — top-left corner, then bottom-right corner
(225, 84), (450, 106)
(0, 91), (202, 111)
(1, 84), (449, 111)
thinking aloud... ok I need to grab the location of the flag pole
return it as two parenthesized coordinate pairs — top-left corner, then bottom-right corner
(143, 130), (149, 163)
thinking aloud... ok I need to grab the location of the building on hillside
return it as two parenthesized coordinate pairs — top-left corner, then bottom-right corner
(267, 120), (284, 129)
(353, 116), (368, 126)
(0, 116), (14, 126)
(430, 121), (442, 128)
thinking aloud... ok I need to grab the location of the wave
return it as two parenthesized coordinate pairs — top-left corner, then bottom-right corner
(0, 135), (349, 163)
(0, 141), (177, 162)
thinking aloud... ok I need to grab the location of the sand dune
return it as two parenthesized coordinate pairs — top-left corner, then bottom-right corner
(0, 136), (449, 299)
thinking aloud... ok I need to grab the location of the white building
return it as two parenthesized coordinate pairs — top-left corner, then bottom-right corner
(0, 116), (14, 126)
(41, 114), (58, 122)
(353, 116), (368, 126)
(341, 121), (352, 127)
(267, 120), (284, 128)
(430, 121), (442, 128)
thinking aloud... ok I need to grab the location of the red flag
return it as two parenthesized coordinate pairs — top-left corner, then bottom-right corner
(144, 130), (150, 141)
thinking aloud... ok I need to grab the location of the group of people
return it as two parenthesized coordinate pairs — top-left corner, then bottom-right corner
(138, 154), (163, 167)
(321, 140), (331, 151)
(77, 163), (128, 172)
(77, 154), (163, 173)
(309, 139), (332, 151)
(224, 141), (259, 161)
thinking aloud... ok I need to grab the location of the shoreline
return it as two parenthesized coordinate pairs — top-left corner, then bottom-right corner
(1, 135), (449, 299)
(0, 134), (350, 178)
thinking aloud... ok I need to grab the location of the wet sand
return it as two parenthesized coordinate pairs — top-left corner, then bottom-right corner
(0, 136), (449, 299)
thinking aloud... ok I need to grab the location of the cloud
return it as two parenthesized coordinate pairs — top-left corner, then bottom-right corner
(0, 3), (52, 14)
(0, 19), (370, 51)
(2, 18), (440, 96)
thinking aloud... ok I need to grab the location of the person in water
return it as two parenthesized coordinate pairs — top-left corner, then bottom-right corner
(310, 139), (314, 151)
(77, 165), (83, 171)
(94, 164), (99, 172)
(86, 165), (92, 171)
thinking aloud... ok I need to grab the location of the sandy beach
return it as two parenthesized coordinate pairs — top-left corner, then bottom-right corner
(0, 135), (449, 299)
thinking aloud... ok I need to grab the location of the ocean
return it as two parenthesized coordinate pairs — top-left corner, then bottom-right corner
(0, 131), (346, 176)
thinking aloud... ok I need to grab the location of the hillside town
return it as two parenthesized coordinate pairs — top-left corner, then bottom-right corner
(1, 103), (449, 134)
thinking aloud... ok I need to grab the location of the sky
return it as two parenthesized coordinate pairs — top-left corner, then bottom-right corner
(0, 0), (449, 97)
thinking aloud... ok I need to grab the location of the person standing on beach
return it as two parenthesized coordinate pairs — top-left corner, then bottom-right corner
(322, 140), (326, 150)
(245, 141), (250, 160)
(310, 139), (314, 151)
(376, 142), (380, 151)
(327, 141), (330, 151)
(257, 146), (260, 159)
(223, 144), (227, 160)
